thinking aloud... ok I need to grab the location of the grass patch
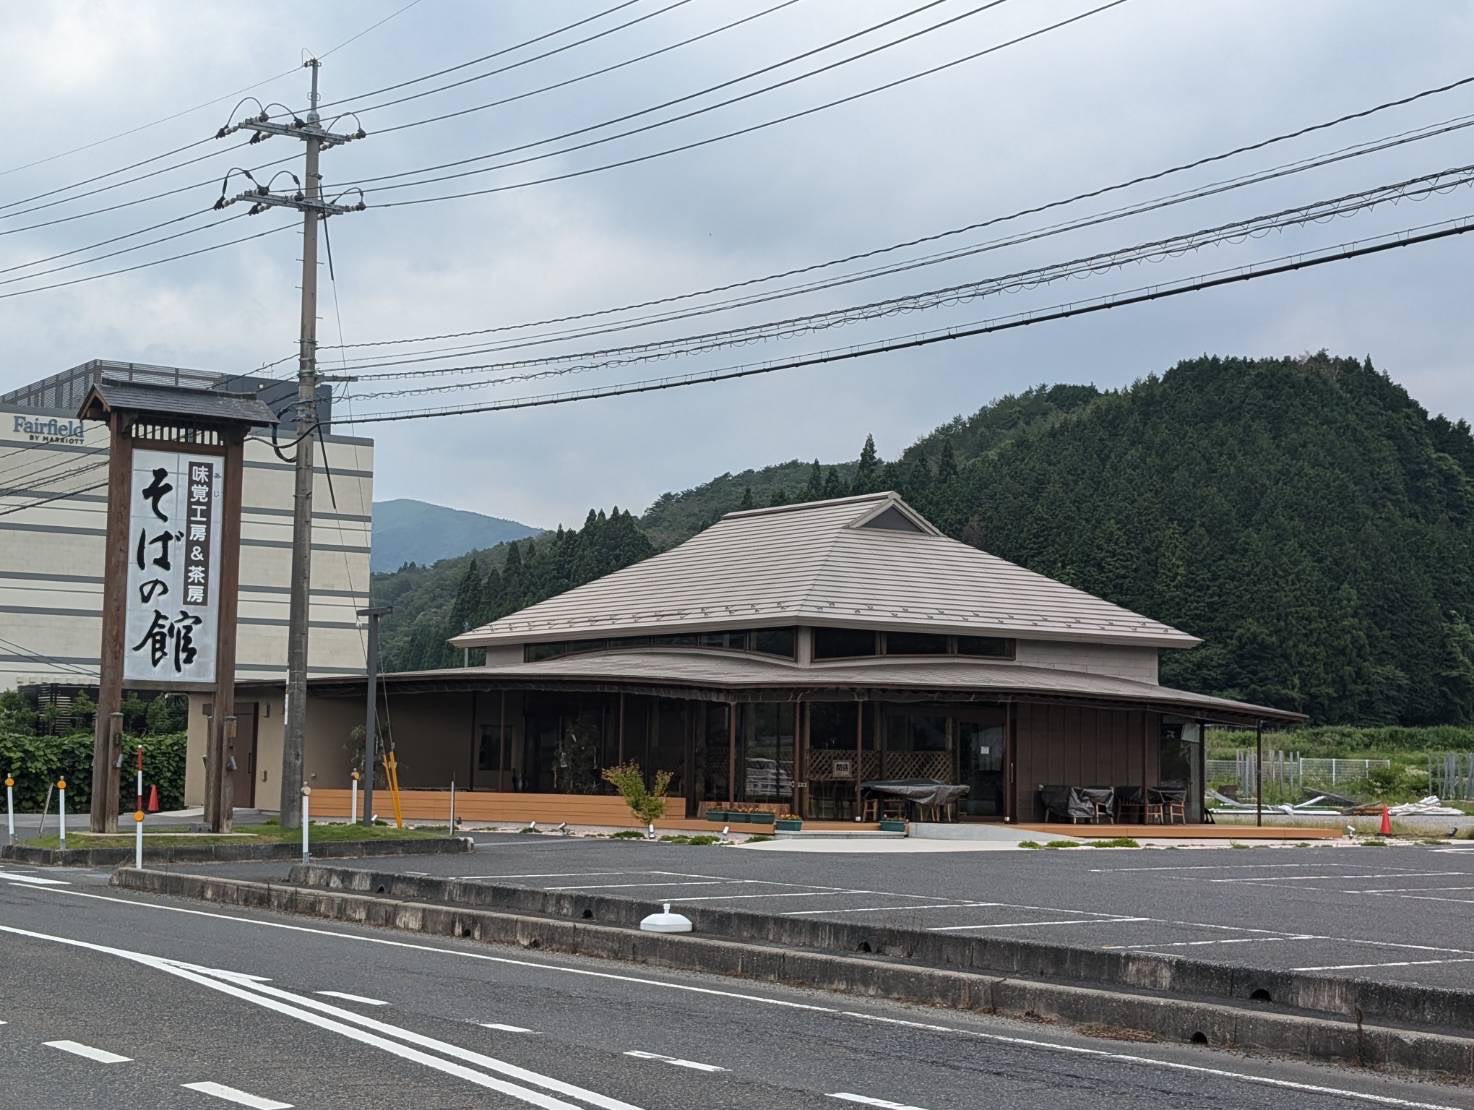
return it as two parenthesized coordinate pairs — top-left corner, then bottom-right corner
(610, 830), (645, 839)
(1229, 841), (1251, 849)
(1458, 826), (1474, 841)
(1084, 837), (1140, 848)
(658, 834), (720, 846)
(1017, 840), (1042, 849)
(1359, 838), (1388, 847)
(19, 820), (446, 851)
(744, 834), (774, 844)
(1042, 839), (1081, 849)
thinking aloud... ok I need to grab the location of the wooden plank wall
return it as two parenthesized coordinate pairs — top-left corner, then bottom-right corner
(309, 788), (688, 828)
(1012, 703), (1159, 820)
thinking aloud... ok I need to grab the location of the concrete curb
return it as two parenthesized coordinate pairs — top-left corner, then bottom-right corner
(0, 837), (472, 867)
(291, 865), (1474, 1039)
(110, 867), (1473, 1082)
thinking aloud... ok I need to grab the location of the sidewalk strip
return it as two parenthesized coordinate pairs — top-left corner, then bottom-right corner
(182, 1081), (293, 1108)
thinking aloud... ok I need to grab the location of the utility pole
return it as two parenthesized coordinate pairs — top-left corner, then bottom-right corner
(220, 59), (365, 827)
(357, 606), (392, 826)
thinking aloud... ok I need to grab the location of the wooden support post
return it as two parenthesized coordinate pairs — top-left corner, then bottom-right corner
(727, 701), (737, 805)
(91, 413), (132, 834)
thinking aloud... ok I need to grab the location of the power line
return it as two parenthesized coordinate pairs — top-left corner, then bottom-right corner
(0, 211), (248, 291)
(367, 0), (946, 141)
(0, 218), (293, 301)
(310, 71), (1474, 356)
(335, 0), (700, 123)
(354, 0), (1003, 184)
(319, 115), (1474, 375)
(326, 215), (1474, 426)
(333, 163), (1474, 389)
(0, 634), (97, 678)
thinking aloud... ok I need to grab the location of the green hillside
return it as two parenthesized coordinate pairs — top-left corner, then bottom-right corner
(371, 353), (1474, 726)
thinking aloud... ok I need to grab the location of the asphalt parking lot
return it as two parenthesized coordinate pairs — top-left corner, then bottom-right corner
(169, 834), (1474, 991)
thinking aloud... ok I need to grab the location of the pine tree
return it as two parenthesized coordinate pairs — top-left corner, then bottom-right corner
(802, 459), (823, 501)
(768, 488), (789, 507)
(738, 486), (754, 511)
(852, 434), (880, 494)
(821, 468), (845, 499)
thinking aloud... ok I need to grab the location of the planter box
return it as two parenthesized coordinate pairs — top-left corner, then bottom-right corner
(705, 811), (728, 822)
(747, 812), (776, 825)
(878, 819), (907, 833)
(775, 819), (803, 832)
(727, 812), (751, 823)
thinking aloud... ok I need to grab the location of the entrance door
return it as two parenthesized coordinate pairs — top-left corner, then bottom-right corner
(956, 709), (1006, 818)
(232, 703), (258, 809)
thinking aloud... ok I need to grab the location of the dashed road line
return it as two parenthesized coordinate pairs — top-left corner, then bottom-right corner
(480, 1023), (538, 1033)
(623, 1050), (726, 1072)
(3, 874), (70, 886)
(44, 1040), (131, 1063)
(543, 880), (757, 891)
(782, 901), (989, 916)
(314, 990), (387, 1006)
(1292, 957), (1474, 972)
(829, 1094), (929, 1109)
(1201, 872), (1464, 884)
(182, 1081), (293, 1108)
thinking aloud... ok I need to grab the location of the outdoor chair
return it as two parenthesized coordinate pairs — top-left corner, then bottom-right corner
(1151, 784), (1187, 824)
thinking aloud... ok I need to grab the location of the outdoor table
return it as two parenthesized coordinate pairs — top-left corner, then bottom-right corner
(860, 779), (970, 821)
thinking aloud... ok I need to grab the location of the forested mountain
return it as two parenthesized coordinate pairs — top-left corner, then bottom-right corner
(371, 498), (541, 572)
(372, 354), (1474, 726)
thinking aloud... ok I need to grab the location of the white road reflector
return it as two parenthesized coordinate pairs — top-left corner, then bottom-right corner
(182, 1082), (293, 1109)
(313, 990), (388, 1006)
(480, 1023), (537, 1033)
(44, 1040), (131, 1064)
(623, 1050), (727, 1072)
(829, 1094), (930, 1109)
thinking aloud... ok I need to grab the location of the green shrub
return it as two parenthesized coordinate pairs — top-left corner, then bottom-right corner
(599, 761), (673, 825)
(610, 829), (644, 839)
(1018, 840), (1042, 849)
(1085, 837), (1141, 848)
(0, 730), (186, 811)
(1043, 839), (1080, 848)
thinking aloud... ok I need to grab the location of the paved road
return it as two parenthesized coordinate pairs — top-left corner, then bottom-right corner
(2, 860), (1471, 1109)
(183, 835), (1474, 989)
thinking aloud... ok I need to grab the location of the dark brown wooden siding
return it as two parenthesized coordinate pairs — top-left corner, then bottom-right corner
(1012, 703), (1160, 820)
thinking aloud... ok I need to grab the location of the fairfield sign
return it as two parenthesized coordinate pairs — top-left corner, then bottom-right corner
(10, 414), (86, 444)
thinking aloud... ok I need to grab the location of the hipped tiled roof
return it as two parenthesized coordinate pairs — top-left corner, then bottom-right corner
(456, 493), (1198, 650)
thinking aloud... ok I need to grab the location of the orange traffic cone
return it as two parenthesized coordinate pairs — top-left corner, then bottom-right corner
(146, 784), (161, 813)
(1379, 805), (1392, 837)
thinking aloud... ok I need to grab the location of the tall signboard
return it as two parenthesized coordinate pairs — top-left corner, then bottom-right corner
(79, 379), (274, 834)
(124, 451), (224, 686)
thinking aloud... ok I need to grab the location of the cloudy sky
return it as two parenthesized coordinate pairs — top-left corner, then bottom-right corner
(2, 0), (1471, 527)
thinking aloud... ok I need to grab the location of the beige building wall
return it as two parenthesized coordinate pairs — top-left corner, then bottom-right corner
(0, 404), (373, 688)
(1014, 639), (1160, 684)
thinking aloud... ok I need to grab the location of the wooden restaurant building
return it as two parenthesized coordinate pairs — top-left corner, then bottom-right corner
(186, 493), (1302, 826)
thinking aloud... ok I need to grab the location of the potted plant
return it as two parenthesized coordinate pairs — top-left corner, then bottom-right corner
(775, 813), (803, 832)
(747, 809), (776, 826)
(704, 807), (728, 823)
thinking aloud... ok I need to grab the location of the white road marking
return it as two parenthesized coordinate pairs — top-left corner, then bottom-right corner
(782, 902), (989, 916)
(3, 926), (639, 1110)
(543, 880), (754, 891)
(929, 917), (1148, 932)
(181, 1081), (293, 1108)
(1104, 935), (1320, 950)
(3, 874), (70, 886)
(1291, 957), (1474, 972)
(829, 1094), (928, 1109)
(668, 889), (870, 902)
(23, 889), (1467, 1110)
(1088, 863), (1347, 873)
(1360, 893), (1474, 906)
(314, 990), (388, 1006)
(481, 1023), (538, 1033)
(623, 1050), (726, 1072)
(44, 1040), (131, 1063)
(1202, 872), (1464, 884)
(1355, 886), (1474, 894)
(1431, 848), (1474, 853)
(461, 872), (634, 879)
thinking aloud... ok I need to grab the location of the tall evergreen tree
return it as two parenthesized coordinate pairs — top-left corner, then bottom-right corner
(738, 485), (754, 511)
(821, 468), (845, 499)
(801, 459), (824, 501)
(852, 434), (881, 494)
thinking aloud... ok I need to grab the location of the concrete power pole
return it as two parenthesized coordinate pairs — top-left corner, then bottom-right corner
(356, 606), (391, 825)
(222, 59), (365, 827)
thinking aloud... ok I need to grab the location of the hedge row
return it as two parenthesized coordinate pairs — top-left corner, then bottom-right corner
(0, 730), (186, 811)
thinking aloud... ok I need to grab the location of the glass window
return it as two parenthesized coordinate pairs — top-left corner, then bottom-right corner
(738, 702), (794, 803)
(752, 627), (796, 658)
(700, 630), (750, 650)
(524, 642), (566, 662)
(813, 627), (878, 659)
(884, 631), (949, 655)
(957, 635), (1014, 658)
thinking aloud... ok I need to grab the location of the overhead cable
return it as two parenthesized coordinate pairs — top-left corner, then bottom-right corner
(327, 216), (1474, 426)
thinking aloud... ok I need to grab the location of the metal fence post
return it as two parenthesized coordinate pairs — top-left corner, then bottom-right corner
(57, 778), (67, 848)
(301, 786), (311, 861)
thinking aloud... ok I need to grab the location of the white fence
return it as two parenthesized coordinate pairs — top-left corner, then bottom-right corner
(1206, 751), (1390, 796)
(1428, 753), (1474, 801)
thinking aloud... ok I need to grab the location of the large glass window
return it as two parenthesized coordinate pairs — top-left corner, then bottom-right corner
(738, 702), (794, 804)
(884, 631), (949, 655)
(524, 627), (797, 662)
(957, 635), (1014, 658)
(751, 627), (796, 658)
(813, 627), (878, 659)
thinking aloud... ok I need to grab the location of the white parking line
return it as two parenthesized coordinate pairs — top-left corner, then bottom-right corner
(829, 1095), (929, 1110)
(782, 902), (988, 916)
(314, 990), (387, 1006)
(1202, 872), (1464, 884)
(1354, 886), (1474, 894)
(623, 1050), (726, 1072)
(463, 872), (634, 880)
(1363, 893), (1474, 906)
(543, 880), (756, 891)
(3, 874), (70, 886)
(1291, 957), (1474, 972)
(1104, 935), (1321, 950)
(182, 1081), (294, 1108)
(668, 890), (870, 902)
(481, 1023), (538, 1034)
(929, 917), (1149, 932)
(44, 1040), (131, 1063)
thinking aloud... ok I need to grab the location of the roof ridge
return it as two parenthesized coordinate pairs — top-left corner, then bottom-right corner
(722, 490), (895, 521)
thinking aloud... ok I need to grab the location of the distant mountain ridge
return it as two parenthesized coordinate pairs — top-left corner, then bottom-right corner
(371, 499), (541, 572)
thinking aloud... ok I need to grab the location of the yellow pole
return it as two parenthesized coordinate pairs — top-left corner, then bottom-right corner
(384, 750), (404, 829)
